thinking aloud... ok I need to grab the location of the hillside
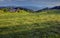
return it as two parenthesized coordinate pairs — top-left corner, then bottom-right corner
(0, 7), (33, 12)
(36, 6), (60, 12)
(0, 9), (60, 38)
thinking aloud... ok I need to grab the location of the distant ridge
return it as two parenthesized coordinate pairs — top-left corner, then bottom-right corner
(36, 6), (60, 12)
(0, 6), (33, 12)
(0, 6), (60, 12)
(51, 6), (60, 9)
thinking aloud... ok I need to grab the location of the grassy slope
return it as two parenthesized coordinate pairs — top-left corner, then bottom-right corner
(0, 10), (60, 38)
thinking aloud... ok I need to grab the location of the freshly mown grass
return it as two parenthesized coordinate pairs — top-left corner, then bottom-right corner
(0, 10), (60, 38)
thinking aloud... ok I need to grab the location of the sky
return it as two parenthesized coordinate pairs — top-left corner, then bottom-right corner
(0, 0), (60, 6)
(0, 0), (60, 10)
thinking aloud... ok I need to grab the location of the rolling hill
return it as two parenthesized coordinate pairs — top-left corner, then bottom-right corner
(0, 8), (60, 38)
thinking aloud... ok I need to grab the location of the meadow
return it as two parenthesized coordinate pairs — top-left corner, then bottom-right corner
(0, 9), (60, 38)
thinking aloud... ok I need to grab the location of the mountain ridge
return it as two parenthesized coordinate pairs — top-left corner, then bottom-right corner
(0, 6), (60, 12)
(36, 6), (60, 12)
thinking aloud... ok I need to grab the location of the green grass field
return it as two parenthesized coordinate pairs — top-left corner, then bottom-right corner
(0, 10), (60, 38)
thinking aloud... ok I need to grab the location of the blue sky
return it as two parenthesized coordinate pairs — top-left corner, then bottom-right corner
(0, 0), (60, 11)
(0, 0), (60, 7)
